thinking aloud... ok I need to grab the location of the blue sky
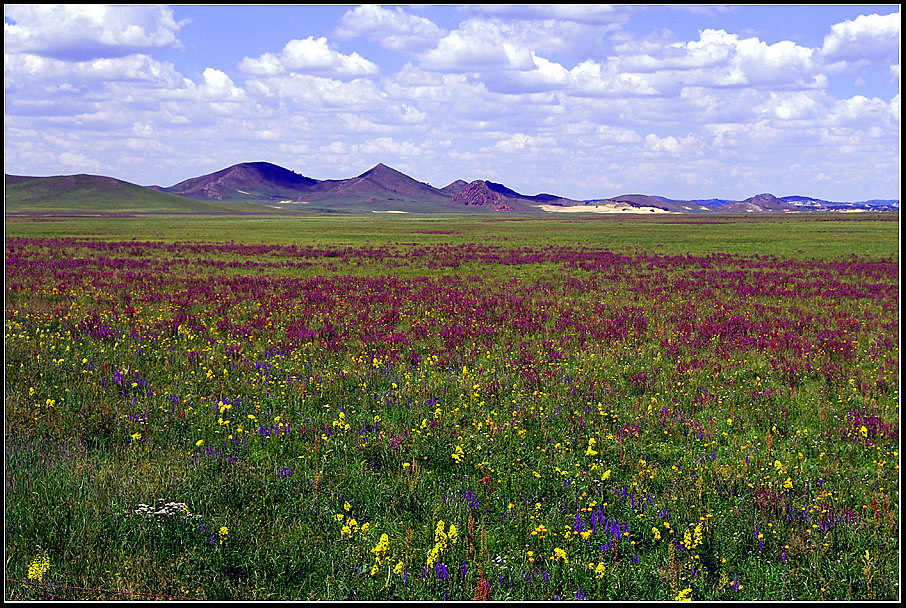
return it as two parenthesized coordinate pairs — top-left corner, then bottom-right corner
(4, 4), (900, 201)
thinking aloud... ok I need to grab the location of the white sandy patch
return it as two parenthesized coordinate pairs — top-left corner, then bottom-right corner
(236, 189), (251, 195)
(535, 204), (678, 214)
(372, 210), (409, 214)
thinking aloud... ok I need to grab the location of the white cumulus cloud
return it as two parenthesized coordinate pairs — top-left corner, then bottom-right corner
(239, 36), (379, 78)
(820, 12), (900, 63)
(418, 20), (537, 72)
(334, 5), (445, 52)
(4, 4), (184, 60)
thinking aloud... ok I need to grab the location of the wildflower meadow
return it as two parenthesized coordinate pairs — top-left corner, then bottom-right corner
(4, 213), (899, 601)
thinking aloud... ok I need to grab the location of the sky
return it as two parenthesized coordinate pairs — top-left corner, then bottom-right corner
(3, 4), (901, 201)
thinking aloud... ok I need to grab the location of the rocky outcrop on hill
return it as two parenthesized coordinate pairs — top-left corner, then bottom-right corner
(745, 193), (786, 210)
(451, 180), (515, 211)
(720, 193), (791, 213)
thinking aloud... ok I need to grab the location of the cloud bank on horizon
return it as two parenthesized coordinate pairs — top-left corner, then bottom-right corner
(3, 4), (900, 201)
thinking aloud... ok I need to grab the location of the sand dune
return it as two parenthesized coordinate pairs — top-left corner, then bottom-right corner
(535, 203), (678, 214)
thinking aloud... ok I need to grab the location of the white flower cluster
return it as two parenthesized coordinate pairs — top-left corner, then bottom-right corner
(131, 498), (198, 519)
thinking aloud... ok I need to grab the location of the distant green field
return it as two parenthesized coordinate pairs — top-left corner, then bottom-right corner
(4, 212), (900, 260)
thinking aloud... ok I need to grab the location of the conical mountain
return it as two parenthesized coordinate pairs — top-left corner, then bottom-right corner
(163, 161), (318, 201)
(297, 163), (453, 205)
(440, 179), (469, 195)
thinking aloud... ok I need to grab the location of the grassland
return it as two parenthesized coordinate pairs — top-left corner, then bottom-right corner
(4, 212), (899, 601)
(5, 212), (900, 258)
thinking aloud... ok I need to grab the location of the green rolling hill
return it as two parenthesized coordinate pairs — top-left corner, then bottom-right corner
(4, 174), (280, 213)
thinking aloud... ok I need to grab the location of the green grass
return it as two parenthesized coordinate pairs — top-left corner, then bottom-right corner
(5, 212), (900, 259)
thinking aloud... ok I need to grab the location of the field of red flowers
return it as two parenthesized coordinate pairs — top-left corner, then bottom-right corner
(5, 216), (899, 601)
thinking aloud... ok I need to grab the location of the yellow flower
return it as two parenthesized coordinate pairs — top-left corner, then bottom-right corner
(652, 527), (662, 540)
(344, 501), (351, 512)
(594, 562), (607, 579)
(426, 545), (440, 567)
(675, 588), (692, 601)
(452, 445), (465, 462)
(130, 432), (142, 441)
(783, 477), (793, 489)
(393, 561), (404, 575)
(27, 553), (51, 583)
(218, 526), (229, 544)
(370, 533), (390, 565)
(551, 547), (567, 561)
(682, 522), (704, 550)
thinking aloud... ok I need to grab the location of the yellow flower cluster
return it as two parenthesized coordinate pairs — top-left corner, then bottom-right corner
(332, 411), (351, 432)
(452, 444), (465, 463)
(336, 501), (370, 537)
(426, 520), (456, 566)
(369, 533), (390, 576)
(27, 552), (51, 582)
(337, 515), (369, 537)
(588, 561), (607, 579)
(681, 522), (703, 551)
(675, 588), (692, 601)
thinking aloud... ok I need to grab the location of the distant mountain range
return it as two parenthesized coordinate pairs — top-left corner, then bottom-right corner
(5, 161), (899, 214)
